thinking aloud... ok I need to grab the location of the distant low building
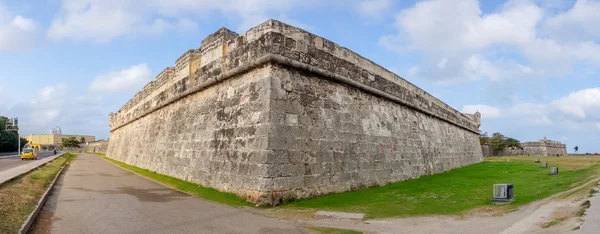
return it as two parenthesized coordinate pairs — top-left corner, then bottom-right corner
(24, 127), (95, 150)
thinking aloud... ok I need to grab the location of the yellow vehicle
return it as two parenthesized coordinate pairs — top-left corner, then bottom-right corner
(21, 148), (37, 160)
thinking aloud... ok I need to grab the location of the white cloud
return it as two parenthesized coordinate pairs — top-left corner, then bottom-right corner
(355, 0), (393, 20)
(506, 101), (554, 125)
(551, 88), (600, 120)
(500, 87), (600, 128)
(24, 84), (67, 125)
(597, 123), (600, 131)
(47, 0), (174, 43)
(175, 18), (198, 33)
(393, 0), (541, 53)
(407, 54), (536, 85)
(462, 104), (501, 119)
(0, 3), (37, 51)
(523, 38), (600, 76)
(379, 35), (407, 54)
(542, 0), (600, 42)
(89, 64), (152, 93)
(47, 0), (319, 42)
(380, 0), (544, 84)
(380, 0), (600, 85)
(508, 103), (548, 118)
(4, 84), (107, 137)
(437, 58), (447, 69)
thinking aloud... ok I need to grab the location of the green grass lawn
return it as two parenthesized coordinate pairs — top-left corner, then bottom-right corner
(0, 153), (76, 233)
(94, 152), (252, 207)
(310, 227), (363, 234)
(283, 157), (600, 218)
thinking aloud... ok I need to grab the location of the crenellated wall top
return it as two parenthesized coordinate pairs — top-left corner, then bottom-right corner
(108, 19), (481, 133)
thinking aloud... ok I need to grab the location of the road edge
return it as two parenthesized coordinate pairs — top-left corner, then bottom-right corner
(0, 152), (65, 186)
(95, 153), (217, 200)
(17, 153), (72, 234)
(94, 153), (253, 208)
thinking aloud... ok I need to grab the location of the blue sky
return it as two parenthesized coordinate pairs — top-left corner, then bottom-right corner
(0, 0), (598, 153)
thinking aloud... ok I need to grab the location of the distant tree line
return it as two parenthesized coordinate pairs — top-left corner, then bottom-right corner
(0, 116), (28, 152)
(62, 136), (82, 148)
(479, 131), (522, 154)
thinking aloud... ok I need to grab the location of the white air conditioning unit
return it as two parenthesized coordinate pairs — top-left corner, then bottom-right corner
(492, 184), (515, 204)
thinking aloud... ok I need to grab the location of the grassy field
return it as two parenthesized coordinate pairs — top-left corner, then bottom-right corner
(94, 152), (252, 207)
(283, 156), (600, 218)
(0, 153), (76, 233)
(310, 226), (364, 234)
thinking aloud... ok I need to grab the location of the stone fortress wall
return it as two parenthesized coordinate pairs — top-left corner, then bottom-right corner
(107, 20), (484, 205)
(482, 137), (567, 157)
(82, 139), (110, 154)
(522, 137), (567, 156)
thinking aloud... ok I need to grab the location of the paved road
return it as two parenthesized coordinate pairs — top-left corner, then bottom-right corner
(0, 152), (17, 157)
(0, 151), (55, 172)
(31, 154), (311, 234)
(573, 187), (600, 234)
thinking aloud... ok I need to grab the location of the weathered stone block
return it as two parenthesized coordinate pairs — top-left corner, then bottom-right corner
(550, 167), (559, 175)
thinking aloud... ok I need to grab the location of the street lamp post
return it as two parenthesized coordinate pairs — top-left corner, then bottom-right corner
(13, 117), (20, 156)
(17, 123), (20, 156)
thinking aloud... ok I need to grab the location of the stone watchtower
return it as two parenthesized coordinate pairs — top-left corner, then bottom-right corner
(473, 111), (481, 128)
(464, 111), (481, 128)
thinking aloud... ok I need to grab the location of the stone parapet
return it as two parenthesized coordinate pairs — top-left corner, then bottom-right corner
(109, 20), (480, 134)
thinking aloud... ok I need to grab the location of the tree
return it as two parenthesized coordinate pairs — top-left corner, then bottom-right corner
(0, 116), (26, 152)
(80, 137), (86, 144)
(479, 131), (490, 145)
(485, 132), (523, 156)
(490, 132), (507, 152)
(505, 138), (521, 149)
(62, 137), (80, 148)
(20, 137), (27, 149)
